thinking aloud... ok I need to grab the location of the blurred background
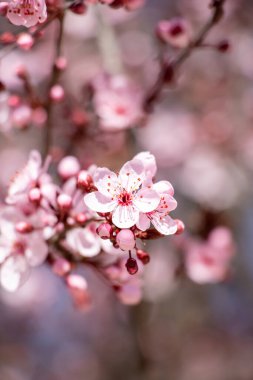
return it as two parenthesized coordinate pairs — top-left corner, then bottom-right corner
(1, 0), (253, 379)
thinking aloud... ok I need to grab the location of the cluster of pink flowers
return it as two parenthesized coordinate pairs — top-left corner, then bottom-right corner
(1, 0), (145, 28)
(0, 150), (182, 306)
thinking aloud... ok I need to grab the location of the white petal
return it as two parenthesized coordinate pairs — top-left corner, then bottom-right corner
(0, 255), (29, 292)
(93, 167), (119, 197)
(119, 159), (144, 192)
(133, 152), (157, 179)
(112, 205), (139, 228)
(66, 228), (101, 258)
(25, 233), (48, 266)
(136, 213), (150, 231)
(133, 188), (160, 213)
(153, 180), (174, 196)
(84, 192), (116, 213)
(151, 214), (177, 236)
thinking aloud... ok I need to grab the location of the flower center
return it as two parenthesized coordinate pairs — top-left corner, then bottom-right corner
(115, 105), (127, 116)
(118, 191), (132, 206)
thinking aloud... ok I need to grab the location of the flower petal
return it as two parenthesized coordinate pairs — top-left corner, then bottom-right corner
(133, 152), (157, 180)
(0, 255), (30, 292)
(112, 205), (139, 228)
(66, 228), (101, 258)
(119, 158), (144, 192)
(84, 191), (117, 213)
(25, 232), (48, 266)
(93, 167), (119, 197)
(157, 194), (177, 213)
(133, 188), (160, 213)
(136, 213), (151, 231)
(153, 180), (174, 196)
(151, 214), (177, 235)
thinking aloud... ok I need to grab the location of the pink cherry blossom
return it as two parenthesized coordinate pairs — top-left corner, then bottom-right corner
(6, 150), (49, 205)
(0, 207), (48, 291)
(92, 74), (144, 131)
(185, 227), (235, 284)
(65, 227), (101, 258)
(137, 180), (178, 235)
(84, 157), (160, 228)
(7, 0), (47, 28)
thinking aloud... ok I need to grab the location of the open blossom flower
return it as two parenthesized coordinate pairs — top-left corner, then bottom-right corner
(92, 74), (144, 131)
(84, 157), (160, 228)
(7, 0), (47, 28)
(137, 180), (178, 235)
(0, 207), (48, 291)
(185, 227), (235, 284)
(6, 150), (49, 205)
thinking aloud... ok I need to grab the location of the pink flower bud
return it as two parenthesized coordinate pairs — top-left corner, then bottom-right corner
(15, 221), (34, 233)
(116, 229), (136, 251)
(28, 187), (42, 204)
(175, 219), (185, 235)
(15, 65), (27, 79)
(12, 104), (32, 129)
(69, 1), (87, 14)
(52, 258), (71, 276)
(0, 32), (16, 44)
(125, 257), (138, 275)
(58, 156), (81, 179)
(156, 18), (191, 48)
(217, 39), (230, 52)
(8, 95), (21, 107)
(136, 249), (150, 265)
(96, 223), (113, 239)
(57, 194), (72, 211)
(54, 56), (67, 71)
(66, 274), (91, 309)
(0, 2), (8, 16)
(17, 33), (34, 50)
(75, 213), (87, 224)
(77, 170), (93, 191)
(49, 84), (65, 102)
(32, 107), (47, 126)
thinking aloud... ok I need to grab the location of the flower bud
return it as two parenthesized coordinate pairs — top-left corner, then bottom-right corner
(96, 223), (113, 240)
(49, 84), (65, 102)
(217, 39), (230, 52)
(77, 170), (93, 191)
(17, 33), (34, 50)
(15, 221), (33, 233)
(58, 156), (81, 180)
(116, 229), (136, 251)
(66, 274), (91, 309)
(136, 249), (150, 264)
(54, 56), (67, 71)
(69, 1), (87, 14)
(57, 194), (72, 212)
(28, 187), (42, 204)
(156, 18), (191, 48)
(0, 2), (8, 16)
(125, 257), (138, 275)
(52, 258), (71, 276)
(75, 213), (87, 224)
(175, 219), (185, 235)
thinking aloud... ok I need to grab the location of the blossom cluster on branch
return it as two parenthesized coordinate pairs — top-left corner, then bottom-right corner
(0, 0), (237, 308)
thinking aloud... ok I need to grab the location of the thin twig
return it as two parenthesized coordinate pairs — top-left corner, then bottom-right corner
(144, 0), (226, 111)
(42, 11), (65, 158)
